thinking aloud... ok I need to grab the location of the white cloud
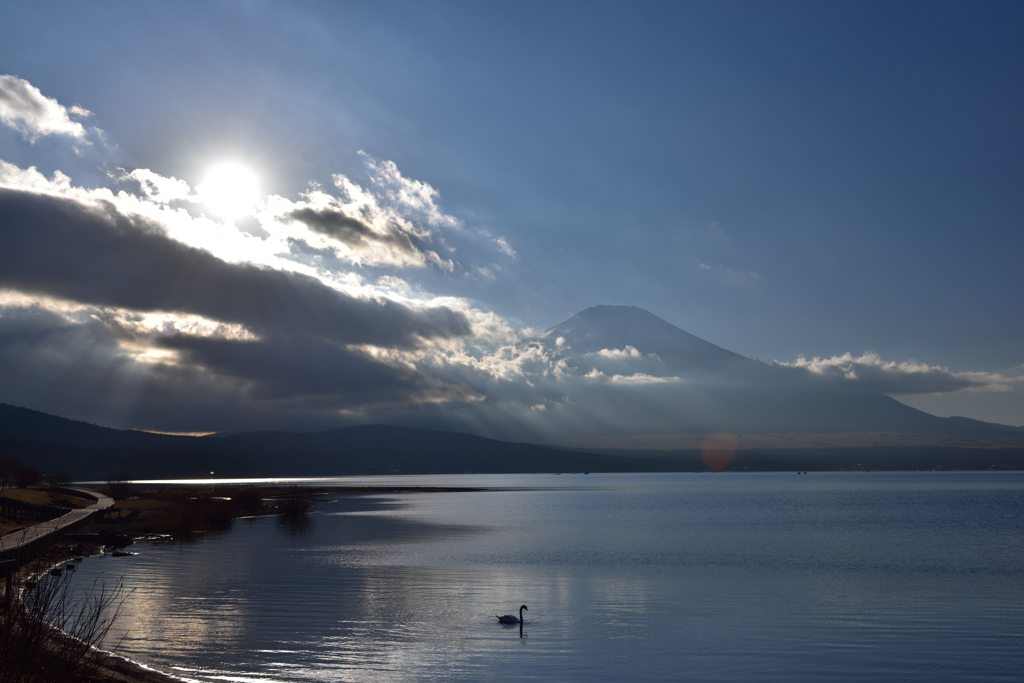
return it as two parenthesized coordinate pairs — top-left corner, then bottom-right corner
(116, 168), (195, 204)
(608, 373), (680, 385)
(0, 75), (87, 141)
(494, 236), (517, 258)
(359, 151), (462, 230)
(423, 249), (455, 272)
(777, 352), (1018, 395)
(580, 367), (680, 384)
(0, 291), (256, 342)
(590, 346), (642, 359)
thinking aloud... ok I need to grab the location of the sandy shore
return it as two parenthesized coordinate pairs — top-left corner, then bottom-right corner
(86, 650), (186, 683)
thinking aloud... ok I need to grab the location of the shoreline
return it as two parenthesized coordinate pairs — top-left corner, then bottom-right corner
(9, 499), (182, 682)
(7, 485), (485, 683)
(15, 552), (187, 683)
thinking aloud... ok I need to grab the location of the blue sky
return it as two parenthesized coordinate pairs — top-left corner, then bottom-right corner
(0, 1), (1021, 432)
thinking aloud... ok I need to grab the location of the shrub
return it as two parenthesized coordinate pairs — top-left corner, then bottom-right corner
(105, 474), (133, 500)
(14, 467), (41, 489)
(146, 496), (234, 535)
(46, 472), (73, 486)
(230, 487), (265, 513)
(0, 566), (127, 683)
(0, 457), (19, 490)
(277, 488), (314, 515)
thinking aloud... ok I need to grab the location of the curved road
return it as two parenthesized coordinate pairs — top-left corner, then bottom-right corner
(0, 487), (114, 555)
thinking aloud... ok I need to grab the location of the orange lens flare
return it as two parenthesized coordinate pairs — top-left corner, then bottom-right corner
(701, 432), (737, 472)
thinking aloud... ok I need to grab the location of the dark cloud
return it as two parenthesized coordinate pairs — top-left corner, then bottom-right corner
(0, 305), (164, 428)
(0, 188), (470, 347)
(285, 206), (417, 254)
(0, 304), (476, 433)
(159, 332), (471, 404)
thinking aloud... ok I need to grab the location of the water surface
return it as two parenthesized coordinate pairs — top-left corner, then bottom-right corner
(73, 472), (1024, 681)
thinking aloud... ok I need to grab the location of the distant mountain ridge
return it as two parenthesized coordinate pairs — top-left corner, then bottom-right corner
(2, 403), (1020, 478)
(0, 403), (189, 449)
(0, 403), (636, 478)
(2, 400), (1022, 478)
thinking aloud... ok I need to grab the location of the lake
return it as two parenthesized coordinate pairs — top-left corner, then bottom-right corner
(70, 472), (1024, 682)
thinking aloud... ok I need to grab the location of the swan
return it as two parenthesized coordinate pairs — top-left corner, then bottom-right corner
(497, 605), (528, 624)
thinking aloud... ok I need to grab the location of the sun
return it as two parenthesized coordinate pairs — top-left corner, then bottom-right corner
(198, 163), (260, 222)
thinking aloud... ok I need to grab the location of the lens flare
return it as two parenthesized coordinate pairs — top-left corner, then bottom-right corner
(701, 432), (737, 472)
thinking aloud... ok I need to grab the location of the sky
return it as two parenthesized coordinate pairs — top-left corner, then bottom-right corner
(0, 0), (1021, 435)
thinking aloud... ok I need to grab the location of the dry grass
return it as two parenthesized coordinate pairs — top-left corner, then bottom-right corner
(0, 487), (93, 537)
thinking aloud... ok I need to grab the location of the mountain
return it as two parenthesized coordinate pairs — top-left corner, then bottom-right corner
(524, 305), (750, 375)
(503, 306), (1024, 443)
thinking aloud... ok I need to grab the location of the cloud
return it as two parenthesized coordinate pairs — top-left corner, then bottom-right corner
(0, 75), (87, 141)
(0, 293), (483, 431)
(0, 72), (503, 432)
(246, 155), (463, 272)
(0, 78), (517, 431)
(494, 236), (517, 258)
(116, 168), (194, 204)
(360, 151), (462, 230)
(589, 346), (642, 359)
(583, 368), (681, 385)
(776, 352), (1017, 395)
(158, 333), (478, 404)
(284, 206), (418, 255)
(0, 186), (471, 348)
(3, 153), (463, 286)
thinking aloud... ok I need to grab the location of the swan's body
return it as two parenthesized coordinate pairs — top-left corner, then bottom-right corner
(497, 605), (528, 624)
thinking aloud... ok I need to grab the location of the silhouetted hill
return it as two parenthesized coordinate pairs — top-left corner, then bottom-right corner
(0, 404), (640, 478)
(1, 404), (1020, 478)
(218, 425), (621, 474)
(0, 403), (190, 448)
